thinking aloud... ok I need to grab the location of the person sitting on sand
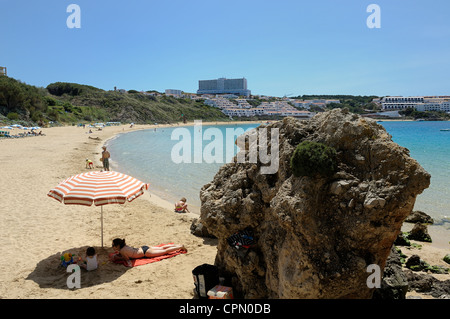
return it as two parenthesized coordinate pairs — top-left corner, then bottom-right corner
(174, 197), (190, 213)
(78, 247), (98, 271)
(111, 238), (187, 267)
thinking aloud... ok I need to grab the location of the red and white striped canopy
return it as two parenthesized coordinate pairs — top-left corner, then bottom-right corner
(47, 171), (150, 206)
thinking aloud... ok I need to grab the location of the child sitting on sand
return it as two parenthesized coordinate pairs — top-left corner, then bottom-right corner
(174, 197), (190, 213)
(79, 247), (98, 271)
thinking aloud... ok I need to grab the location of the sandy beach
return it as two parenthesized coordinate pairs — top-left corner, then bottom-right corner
(0, 122), (448, 299)
(0, 123), (218, 299)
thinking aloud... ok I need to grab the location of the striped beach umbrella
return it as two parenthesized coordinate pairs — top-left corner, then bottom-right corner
(48, 171), (150, 247)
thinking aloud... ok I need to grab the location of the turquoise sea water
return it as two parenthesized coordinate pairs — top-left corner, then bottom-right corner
(379, 121), (450, 225)
(107, 123), (259, 212)
(107, 121), (450, 228)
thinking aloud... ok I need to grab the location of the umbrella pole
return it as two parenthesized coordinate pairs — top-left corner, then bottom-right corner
(101, 205), (104, 247)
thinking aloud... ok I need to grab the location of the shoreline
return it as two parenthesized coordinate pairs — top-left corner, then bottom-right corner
(101, 121), (450, 249)
(0, 123), (218, 298)
(103, 121), (450, 249)
(100, 120), (265, 216)
(0, 121), (448, 299)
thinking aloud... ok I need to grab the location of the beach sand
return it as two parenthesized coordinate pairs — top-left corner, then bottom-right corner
(0, 123), (217, 299)
(0, 122), (448, 299)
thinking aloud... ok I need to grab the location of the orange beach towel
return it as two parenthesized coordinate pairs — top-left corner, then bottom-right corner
(109, 243), (187, 267)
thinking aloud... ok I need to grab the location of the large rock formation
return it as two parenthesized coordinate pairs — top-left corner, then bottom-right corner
(199, 109), (430, 299)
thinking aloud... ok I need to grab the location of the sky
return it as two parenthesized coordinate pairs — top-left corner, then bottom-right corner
(1, 0), (450, 97)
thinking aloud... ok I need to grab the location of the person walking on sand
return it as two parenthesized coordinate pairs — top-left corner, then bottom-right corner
(111, 238), (187, 267)
(101, 146), (110, 171)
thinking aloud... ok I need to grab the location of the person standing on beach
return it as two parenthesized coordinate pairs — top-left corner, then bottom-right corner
(102, 146), (110, 171)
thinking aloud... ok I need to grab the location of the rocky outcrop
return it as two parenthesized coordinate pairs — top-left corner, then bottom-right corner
(405, 270), (450, 298)
(199, 109), (430, 299)
(190, 218), (215, 238)
(405, 210), (434, 224)
(372, 246), (409, 299)
(407, 223), (432, 242)
(445, 255), (450, 265)
(372, 246), (450, 299)
(405, 254), (449, 274)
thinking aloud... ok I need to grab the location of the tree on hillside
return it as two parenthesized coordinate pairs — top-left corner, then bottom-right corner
(0, 77), (26, 112)
(0, 76), (47, 120)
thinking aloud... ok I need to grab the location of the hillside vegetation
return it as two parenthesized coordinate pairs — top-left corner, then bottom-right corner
(0, 76), (229, 126)
(4, 76), (446, 127)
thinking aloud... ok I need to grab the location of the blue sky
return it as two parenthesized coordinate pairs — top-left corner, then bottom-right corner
(1, 0), (450, 97)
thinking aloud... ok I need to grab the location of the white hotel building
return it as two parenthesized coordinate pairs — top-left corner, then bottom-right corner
(381, 96), (450, 113)
(197, 77), (251, 97)
(381, 96), (425, 110)
(165, 89), (182, 97)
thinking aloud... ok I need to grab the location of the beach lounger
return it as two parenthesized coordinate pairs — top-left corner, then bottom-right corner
(0, 131), (11, 138)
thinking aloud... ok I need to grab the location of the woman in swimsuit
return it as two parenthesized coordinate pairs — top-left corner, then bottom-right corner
(111, 238), (186, 267)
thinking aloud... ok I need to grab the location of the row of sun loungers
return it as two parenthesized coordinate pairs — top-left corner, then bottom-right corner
(0, 131), (46, 139)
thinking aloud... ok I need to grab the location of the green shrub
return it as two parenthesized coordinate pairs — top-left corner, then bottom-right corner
(7, 112), (19, 120)
(290, 141), (337, 177)
(62, 102), (74, 113)
(44, 96), (57, 106)
(46, 82), (103, 97)
(31, 110), (43, 122)
(47, 109), (60, 121)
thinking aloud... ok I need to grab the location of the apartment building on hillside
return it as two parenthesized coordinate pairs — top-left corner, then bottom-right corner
(381, 96), (450, 112)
